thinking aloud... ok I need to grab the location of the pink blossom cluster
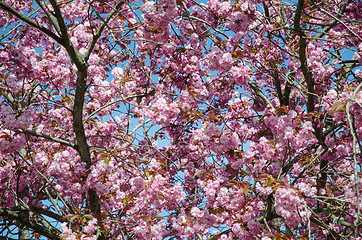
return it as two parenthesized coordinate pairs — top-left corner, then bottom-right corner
(207, 47), (234, 71)
(0, 0), (362, 239)
(191, 123), (240, 158)
(274, 187), (308, 228)
(145, 97), (180, 125)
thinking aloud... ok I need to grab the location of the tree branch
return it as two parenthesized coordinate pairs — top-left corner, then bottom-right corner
(294, 0), (314, 113)
(34, 0), (62, 36)
(45, 2), (108, 237)
(49, 0), (85, 69)
(13, 129), (75, 148)
(84, 1), (125, 62)
(315, 2), (349, 39)
(0, 1), (62, 45)
(28, 206), (68, 223)
(0, 206), (62, 240)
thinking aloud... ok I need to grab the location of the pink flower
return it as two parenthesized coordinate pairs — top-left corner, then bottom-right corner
(190, 33), (199, 45)
(111, 67), (124, 78)
(83, 218), (98, 234)
(274, 187), (308, 228)
(143, 1), (157, 15)
(219, 52), (233, 71)
(130, 177), (145, 192)
(230, 64), (250, 85)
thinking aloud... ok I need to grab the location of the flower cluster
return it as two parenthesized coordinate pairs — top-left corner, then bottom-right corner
(145, 97), (180, 125)
(1, 0), (361, 239)
(274, 187), (309, 228)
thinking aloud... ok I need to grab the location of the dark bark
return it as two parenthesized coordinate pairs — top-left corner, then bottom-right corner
(294, 0), (315, 113)
(0, 207), (62, 240)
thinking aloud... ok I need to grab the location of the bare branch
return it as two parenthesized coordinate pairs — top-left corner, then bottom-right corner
(13, 129), (75, 148)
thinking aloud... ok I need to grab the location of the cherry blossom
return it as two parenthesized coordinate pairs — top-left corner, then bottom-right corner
(0, 0), (361, 239)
